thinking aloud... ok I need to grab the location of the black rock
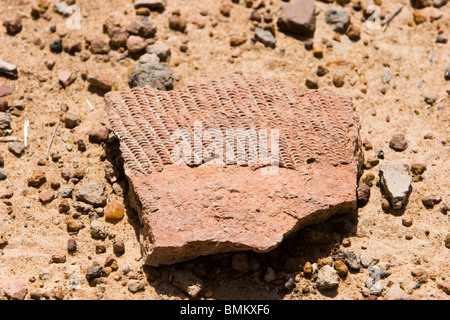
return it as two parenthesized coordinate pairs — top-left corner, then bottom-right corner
(86, 265), (106, 282)
(50, 40), (63, 53)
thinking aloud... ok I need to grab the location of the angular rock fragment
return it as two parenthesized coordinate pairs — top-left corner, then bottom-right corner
(146, 41), (171, 62)
(3, 16), (22, 35)
(87, 72), (114, 91)
(0, 84), (15, 97)
(75, 180), (107, 207)
(379, 162), (412, 210)
(0, 112), (11, 129)
(0, 57), (18, 78)
(172, 270), (203, 297)
(105, 73), (362, 266)
(3, 281), (28, 300)
(316, 265), (339, 289)
(53, 2), (73, 16)
(324, 7), (351, 34)
(128, 53), (173, 90)
(277, 0), (316, 36)
(254, 28), (276, 48)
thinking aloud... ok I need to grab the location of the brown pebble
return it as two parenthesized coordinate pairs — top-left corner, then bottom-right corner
(422, 194), (442, 208)
(357, 183), (371, 206)
(363, 139), (373, 150)
(316, 65), (329, 77)
(96, 245), (107, 254)
(58, 201), (70, 213)
(389, 134), (408, 152)
(28, 171), (47, 188)
(411, 267), (429, 283)
(346, 24), (361, 40)
(89, 127), (109, 144)
(67, 217), (83, 233)
(230, 35), (247, 47)
(341, 238), (351, 247)
(169, 14), (186, 32)
(68, 238), (77, 252)
(61, 169), (71, 181)
(39, 190), (55, 204)
(113, 239), (125, 255)
(136, 7), (151, 16)
(402, 216), (413, 227)
(334, 260), (348, 278)
(333, 74), (345, 87)
(405, 232), (413, 240)
(220, 4), (231, 17)
(3, 16), (22, 35)
(410, 163), (426, 176)
(381, 198), (391, 211)
(52, 254), (66, 263)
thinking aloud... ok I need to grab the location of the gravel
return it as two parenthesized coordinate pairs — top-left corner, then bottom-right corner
(86, 264), (106, 282)
(76, 180), (107, 207)
(389, 134), (408, 152)
(316, 265), (339, 290)
(90, 219), (108, 240)
(379, 161), (412, 210)
(172, 269), (203, 298)
(254, 28), (276, 48)
(8, 142), (25, 157)
(324, 7), (350, 33)
(128, 53), (173, 90)
(128, 280), (145, 293)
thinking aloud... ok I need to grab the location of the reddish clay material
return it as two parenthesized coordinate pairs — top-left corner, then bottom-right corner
(105, 73), (362, 266)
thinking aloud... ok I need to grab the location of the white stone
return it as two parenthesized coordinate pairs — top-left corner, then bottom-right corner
(316, 265), (339, 290)
(379, 161), (412, 209)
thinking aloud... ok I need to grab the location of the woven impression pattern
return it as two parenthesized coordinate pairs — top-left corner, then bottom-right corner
(105, 73), (358, 177)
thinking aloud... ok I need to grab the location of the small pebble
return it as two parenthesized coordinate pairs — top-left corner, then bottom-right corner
(113, 239), (125, 255)
(405, 232), (414, 240)
(389, 134), (408, 152)
(8, 142), (25, 157)
(422, 194), (442, 207)
(424, 95), (436, 105)
(402, 216), (413, 227)
(67, 238), (77, 252)
(436, 34), (448, 43)
(445, 70), (450, 81)
(50, 40), (63, 53)
(128, 280), (145, 293)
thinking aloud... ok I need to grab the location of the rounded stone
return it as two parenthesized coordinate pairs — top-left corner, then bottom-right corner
(389, 134), (408, 151)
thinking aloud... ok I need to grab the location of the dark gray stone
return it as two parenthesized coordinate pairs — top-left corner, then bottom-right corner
(128, 54), (173, 90)
(324, 7), (351, 33)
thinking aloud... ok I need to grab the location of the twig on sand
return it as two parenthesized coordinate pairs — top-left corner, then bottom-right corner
(0, 137), (20, 142)
(86, 99), (94, 111)
(23, 119), (29, 147)
(46, 120), (60, 160)
(383, 5), (404, 32)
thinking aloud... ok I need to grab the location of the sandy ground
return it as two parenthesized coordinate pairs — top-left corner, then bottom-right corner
(0, 0), (449, 300)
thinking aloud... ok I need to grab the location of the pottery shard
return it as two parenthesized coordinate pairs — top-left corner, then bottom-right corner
(104, 73), (363, 266)
(277, 0), (316, 36)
